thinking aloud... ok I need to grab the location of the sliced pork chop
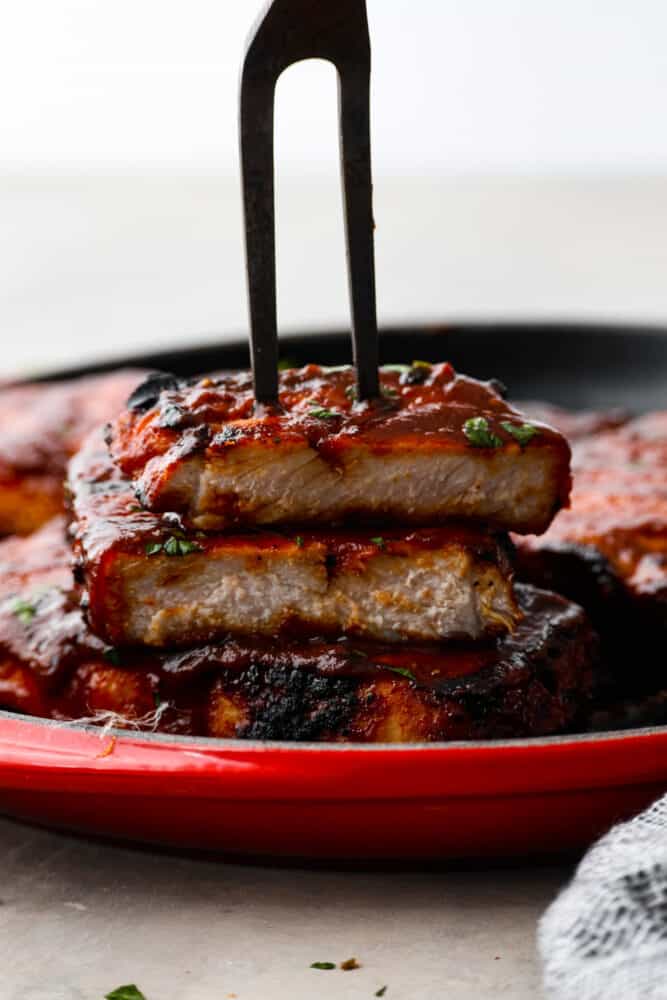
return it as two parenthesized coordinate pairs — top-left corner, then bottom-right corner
(0, 526), (597, 742)
(0, 369), (145, 535)
(107, 363), (571, 535)
(68, 431), (519, 646)
(515, 411), (667, 690)
(515, 401), (630, 442)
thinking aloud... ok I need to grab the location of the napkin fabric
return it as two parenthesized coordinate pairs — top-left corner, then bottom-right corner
(539, 794), (667, 999)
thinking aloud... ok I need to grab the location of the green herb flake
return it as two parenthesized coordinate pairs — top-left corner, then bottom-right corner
(11, 598), (36, 626)
(103, 647), (122, 667)
(309, 407), (341, 420)
(147, 536), (203, 558)
(500, 420), (540, 447)
(463, 416), (502, 449)
(384, 665), (417, 683)
(344, 385), (357, 401)
(375, 987), (388, 997)
(295, 536), (304, 549)
(310, 962), (336, 971)
(370, 536), (386, 549)
(382, 385), (398, 399)
(105, 986), (147, 1000)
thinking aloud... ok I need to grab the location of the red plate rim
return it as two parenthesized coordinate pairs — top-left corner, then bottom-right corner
(2, 710), (667, 802)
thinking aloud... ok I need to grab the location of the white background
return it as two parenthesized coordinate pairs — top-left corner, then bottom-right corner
(2, 1), (667, 375)
(3, 0), (667, 173)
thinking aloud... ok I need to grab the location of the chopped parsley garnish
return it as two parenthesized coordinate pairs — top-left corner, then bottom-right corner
(344, 385), (357, 401)
(500, 420), (539, 446)
(105, 986), (147, 1000)
(463, 416), (502, 449)
(384, 665), (417, 682)
(146, 536), (203, 557)
(376, 988), (388, 997)
(103, 647), (122, 666)
(370, 537), (386, 549)
(295, 536), (304, 548)
(309, 407), (341, 420)
(382, 385), (398, 399)
(310, 962), (336, 971)
(11, 598), (36, 625)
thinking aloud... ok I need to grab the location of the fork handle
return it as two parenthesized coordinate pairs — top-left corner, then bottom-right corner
(240, 0), (380, 404)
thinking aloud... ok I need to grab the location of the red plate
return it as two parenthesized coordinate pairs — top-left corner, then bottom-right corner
(2, 324), (666, 858)
(1, 713), (666, 859)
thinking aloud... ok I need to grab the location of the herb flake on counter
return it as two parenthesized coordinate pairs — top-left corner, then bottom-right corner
(463, 416), (502, 449)
(500, 421), (540, 446)
(104, 984), (147, 1000)
(375, 987), (388, 997)
(11, 598), (36, 625)
(310, 962), (336, 971)
(384, 666), (417, 683)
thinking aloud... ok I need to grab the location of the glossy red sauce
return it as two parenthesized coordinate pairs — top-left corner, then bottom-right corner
(520, 412), (667, 594)
(110, 363), (568, 474)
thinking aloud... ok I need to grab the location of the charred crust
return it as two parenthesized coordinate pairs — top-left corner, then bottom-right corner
(173, 424), (211, 458)
(126, 371), (181, 412)
(157, 403), (187, 429)
(230, 665), (359, 741)
(489, 378), (509, 399)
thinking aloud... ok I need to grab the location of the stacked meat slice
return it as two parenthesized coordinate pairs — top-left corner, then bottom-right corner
(0, 361), (599, 740)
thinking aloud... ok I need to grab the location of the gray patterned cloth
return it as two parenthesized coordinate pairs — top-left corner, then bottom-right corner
(539, 796), (667, 999)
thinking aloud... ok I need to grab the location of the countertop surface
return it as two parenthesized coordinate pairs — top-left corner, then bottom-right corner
(2, 171), (664, 999)
(0, 816), (570, 1000)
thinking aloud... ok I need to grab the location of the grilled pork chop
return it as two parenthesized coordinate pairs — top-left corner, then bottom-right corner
(68, 430), (519, 646)
(0, 370), (144, 535)
(516, 401), (630, 442)
(515, 411), (667, 689)
(0, 519), (597, 741)
(107, 363), (571, 535)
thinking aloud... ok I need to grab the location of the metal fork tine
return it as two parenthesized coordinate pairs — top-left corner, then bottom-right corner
(240, 0), (380, 405)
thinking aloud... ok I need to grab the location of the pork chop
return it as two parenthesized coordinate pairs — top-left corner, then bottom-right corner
(107, 363), (571, 535)
(0, 369), (145, 535)
(515, 411), (667, 690)
(0, 521), (597, 741)
(68, 431), (520, 646)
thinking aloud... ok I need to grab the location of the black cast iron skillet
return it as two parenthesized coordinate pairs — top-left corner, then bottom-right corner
(39, 320), (667, 413)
